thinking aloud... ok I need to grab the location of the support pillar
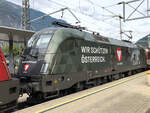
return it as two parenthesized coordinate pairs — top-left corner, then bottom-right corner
(24, 36), (27, 47)
(8, 32), (14, 75)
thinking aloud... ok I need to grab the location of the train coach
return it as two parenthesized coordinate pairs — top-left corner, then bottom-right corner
(16, 22), (147, 102)
(0, 47), (19, 112)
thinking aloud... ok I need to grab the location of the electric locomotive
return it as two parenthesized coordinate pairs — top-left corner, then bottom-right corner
(0, 47), (19, 112)
(17, 22), (147, 101)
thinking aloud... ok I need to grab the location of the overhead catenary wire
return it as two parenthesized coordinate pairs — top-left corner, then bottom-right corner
(48, 0), (118, 20)
(32, 0), (34, 9)
(47, 0), (122, 28)
(47, 0), (128, 40)
(35, 0), (134, 40)
(47, 0), (66, 7)
(29, 8), (67, 23)
(29, 7), (81, 24)
(31, 0), (145, 40)
(29, 2), (120, 34)
(87, 0), (119, 17)
(104, 2), (120, 8)
(78, 0), (126, 32)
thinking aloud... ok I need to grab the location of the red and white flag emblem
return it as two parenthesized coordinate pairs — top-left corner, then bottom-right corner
(24, 64), (30, 71)
(116, 48), (122, 62)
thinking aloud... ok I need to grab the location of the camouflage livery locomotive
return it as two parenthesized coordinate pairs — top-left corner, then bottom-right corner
(17, 26), (147, 101)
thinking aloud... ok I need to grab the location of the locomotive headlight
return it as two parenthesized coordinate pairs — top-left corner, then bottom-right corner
(40, 63), (49, 74)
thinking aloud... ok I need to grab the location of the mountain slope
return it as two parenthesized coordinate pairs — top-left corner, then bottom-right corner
(0, 0), (66, 31)
(136, 35), (149, 49)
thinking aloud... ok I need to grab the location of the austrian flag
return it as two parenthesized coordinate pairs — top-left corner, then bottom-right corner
(116, 48), (122, 62)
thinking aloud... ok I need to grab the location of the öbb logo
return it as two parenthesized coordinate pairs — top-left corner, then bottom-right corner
(24, 64), (30, 71)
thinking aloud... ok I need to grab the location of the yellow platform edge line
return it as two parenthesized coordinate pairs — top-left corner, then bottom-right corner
(36, 72), (146, 113)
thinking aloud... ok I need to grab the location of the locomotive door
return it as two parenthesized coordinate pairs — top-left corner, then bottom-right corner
(0, 47), (11, 81)
(111, 45), (116, 72)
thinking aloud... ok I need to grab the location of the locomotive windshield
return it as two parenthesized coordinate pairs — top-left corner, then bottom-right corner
(24, 33), (52, 56)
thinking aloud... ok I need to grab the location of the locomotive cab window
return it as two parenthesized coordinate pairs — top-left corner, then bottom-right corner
(36, 34), (51, 49)
(25, 33), (52, 55)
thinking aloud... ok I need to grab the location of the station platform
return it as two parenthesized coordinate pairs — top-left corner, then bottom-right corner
(15, 72), (150, 113)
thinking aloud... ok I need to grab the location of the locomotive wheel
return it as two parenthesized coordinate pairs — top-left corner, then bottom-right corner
(37, 92), (44, 101)
(59, 90), (64, 97)
(101, 77), (107, 83)
(4, 109), (15, 113)
(107, 76), (112, 82)
(27, 92), (44, 104)
(127, 71), (132, 76)
(59, 89), (70, 97)
(76, 82), (84, 91)
(132, 70), (137, 75)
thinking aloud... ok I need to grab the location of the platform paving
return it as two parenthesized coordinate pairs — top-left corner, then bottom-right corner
(15, 72), (150, 113)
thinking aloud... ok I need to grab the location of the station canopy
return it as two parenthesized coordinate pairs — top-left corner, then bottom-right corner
(0, 26), (35, 42)
(0, 26), (35, 74)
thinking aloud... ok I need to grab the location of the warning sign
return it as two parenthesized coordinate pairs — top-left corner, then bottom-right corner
(116, 48), (122, 62)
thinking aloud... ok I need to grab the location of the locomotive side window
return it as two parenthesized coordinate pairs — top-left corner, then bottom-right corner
(51, 39), (79, 74)
(59, 39), (75, 52)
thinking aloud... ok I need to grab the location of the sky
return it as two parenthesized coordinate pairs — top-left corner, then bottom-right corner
(7, 0), (150, 42)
